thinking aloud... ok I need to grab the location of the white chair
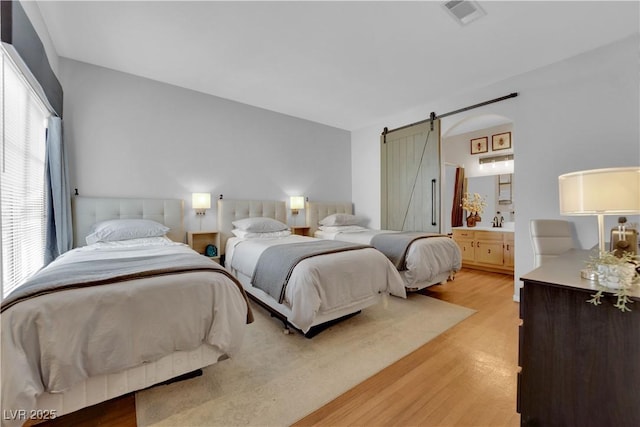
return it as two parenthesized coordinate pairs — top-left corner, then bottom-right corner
(530, 219), (575, 267)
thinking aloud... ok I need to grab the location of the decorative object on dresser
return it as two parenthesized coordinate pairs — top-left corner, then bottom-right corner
(518, 249), (640, 426)
(610, 216), (638, 256)
(559, 166), (640, 254)
(585, 250), (639, 312)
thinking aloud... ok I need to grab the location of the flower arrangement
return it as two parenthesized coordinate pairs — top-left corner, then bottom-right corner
(461, 192), (487, 215)
(586, 250), (639, 312)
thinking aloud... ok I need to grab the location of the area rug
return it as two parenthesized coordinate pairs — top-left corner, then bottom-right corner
(136, 293), (475, 426)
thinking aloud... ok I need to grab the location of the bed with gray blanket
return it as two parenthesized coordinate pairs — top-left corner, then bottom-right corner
(307, 201), (462, 291)
(218, 199), (407, 337)
(0, 197), (252, 427)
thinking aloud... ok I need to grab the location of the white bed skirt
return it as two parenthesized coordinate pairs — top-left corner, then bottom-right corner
(232, 270), (383, 332)
(33, 344), (226, 417)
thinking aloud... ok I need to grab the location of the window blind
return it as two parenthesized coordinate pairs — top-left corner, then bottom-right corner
(1, 49), (49, 298)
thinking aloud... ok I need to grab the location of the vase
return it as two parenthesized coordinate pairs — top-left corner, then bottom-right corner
(595, 264), (636, 289)
(466, 214), (476, 227)
(474, 213), (482, 224)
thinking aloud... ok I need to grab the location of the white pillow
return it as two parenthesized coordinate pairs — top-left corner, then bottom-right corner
(231, 217), (288, 232)
(232, 229), (292, 239)
(86, 219), (169, 245)
(90, 236), (175, 248)
(318, 225), (367, 233)
(319, 213), (363, 226)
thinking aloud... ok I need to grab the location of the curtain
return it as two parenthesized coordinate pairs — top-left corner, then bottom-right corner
(451, 167), (465, 227)
(44, 116), (72, 264)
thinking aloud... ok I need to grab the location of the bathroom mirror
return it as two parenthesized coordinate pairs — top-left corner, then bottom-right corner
(465, 173), (515, 225)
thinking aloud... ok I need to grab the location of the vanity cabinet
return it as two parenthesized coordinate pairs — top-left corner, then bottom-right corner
(504, 233), (514, 268)
(452, 228), (513, 274)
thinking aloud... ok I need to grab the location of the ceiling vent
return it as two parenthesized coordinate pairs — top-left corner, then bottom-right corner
(443, 1), (486, 26)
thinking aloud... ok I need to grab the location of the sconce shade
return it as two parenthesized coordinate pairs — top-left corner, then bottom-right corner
(559, 167), (640, 215)
(192, 193), (211, 210)
(290, 196), (305, 211)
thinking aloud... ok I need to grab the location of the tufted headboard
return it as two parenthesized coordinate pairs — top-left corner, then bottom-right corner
(305, 201), (354, 235)
(72, 196), (185, 247)
(217, 199), (287, 255)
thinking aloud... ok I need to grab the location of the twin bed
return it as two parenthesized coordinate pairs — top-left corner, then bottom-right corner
(306, 201), (462, 291)
(217, 198), (407, 337)
(1, 197), (252, 426)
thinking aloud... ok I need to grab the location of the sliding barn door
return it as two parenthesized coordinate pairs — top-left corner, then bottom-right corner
(381, 119), (441, 232)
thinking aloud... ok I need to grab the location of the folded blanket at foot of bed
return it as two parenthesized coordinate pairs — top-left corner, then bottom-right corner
(371, 232), (447, 270)
(252, 240), (370, 302)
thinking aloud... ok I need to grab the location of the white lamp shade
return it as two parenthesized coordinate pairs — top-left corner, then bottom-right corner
(290, 196), (305, 210)
(192, 193), (211, 210)
(559, 167), (640, 215)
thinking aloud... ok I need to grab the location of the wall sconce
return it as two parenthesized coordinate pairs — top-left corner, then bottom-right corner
(479, 153), (514, 167)
(559, 167), (640, 254)
(290, 196), (305, 215)
(192, 192), (211, 230)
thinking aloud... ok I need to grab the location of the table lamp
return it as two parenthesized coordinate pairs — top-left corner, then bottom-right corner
(558, 167), (640, 254)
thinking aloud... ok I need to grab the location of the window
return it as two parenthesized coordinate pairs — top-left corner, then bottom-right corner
(1, 49), (49, 298)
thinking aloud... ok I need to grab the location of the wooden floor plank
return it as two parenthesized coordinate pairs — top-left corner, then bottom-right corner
(33, 268), (521, 426)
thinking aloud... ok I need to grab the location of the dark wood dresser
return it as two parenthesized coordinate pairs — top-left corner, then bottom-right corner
(518, 250), (640, 427)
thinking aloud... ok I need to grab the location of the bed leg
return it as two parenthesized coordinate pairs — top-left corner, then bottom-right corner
(280, 319), (291, 334)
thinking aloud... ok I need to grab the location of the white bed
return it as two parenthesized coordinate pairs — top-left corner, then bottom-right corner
(307, 201), (462, 291)
(218, 198), (406, 337)
(0, 196), (251, 426)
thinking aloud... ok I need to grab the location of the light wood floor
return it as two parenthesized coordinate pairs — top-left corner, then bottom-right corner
(32, 268), (521, 427)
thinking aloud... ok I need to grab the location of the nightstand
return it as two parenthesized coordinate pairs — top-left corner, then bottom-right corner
(187, 231), (221, 263)
(290, 226), (311, 237)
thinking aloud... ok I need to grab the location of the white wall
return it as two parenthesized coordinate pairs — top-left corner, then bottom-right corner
(352, 34), (640, 300)
(59, 59), (351, 232)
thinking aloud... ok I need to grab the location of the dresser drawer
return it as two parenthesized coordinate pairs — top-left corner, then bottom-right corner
(452, 230), (474, 239)
(474, 230), (504, 241)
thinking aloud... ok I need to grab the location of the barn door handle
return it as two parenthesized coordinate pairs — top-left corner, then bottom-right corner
(431, 179), (437, 226)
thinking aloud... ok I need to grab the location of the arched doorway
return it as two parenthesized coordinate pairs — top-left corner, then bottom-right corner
(441, 113), (514, 234)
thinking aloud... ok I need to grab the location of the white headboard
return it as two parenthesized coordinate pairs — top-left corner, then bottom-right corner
(72, 196), (185, 247)
(305, 201), (353, 235)
(217, 199), (287, 255)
